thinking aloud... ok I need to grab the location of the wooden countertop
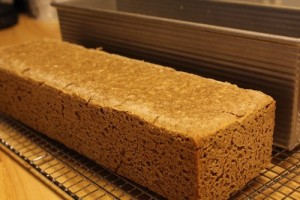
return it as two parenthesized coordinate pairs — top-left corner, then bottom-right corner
(0, 14), (62, 200)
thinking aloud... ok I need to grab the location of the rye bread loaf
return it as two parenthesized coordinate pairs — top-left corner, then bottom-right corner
(0, 40), (275, 199)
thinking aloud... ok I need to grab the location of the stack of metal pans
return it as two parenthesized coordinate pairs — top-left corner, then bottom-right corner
(53, 0), (300, 150)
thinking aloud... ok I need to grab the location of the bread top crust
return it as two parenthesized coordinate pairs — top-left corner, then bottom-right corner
(0, 39), (274, 145)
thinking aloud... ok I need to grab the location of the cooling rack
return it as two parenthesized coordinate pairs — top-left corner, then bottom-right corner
(0, 113), (299, 200)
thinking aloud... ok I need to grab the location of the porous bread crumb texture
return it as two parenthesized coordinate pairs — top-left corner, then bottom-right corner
(197, 102), (275, 199)
(0, 40), (275, 199)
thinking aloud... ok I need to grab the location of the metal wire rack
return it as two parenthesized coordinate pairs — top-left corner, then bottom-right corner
(0, 113), (299, 200)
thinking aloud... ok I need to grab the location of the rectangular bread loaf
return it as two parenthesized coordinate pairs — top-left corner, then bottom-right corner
(0, 40), (275, 199)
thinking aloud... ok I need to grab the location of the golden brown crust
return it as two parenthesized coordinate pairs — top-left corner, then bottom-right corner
(0, 39), (273, 144)
(0, 40), (275, 199)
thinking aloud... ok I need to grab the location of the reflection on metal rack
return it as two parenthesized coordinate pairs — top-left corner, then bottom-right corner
(231, 147), (300, 199)
(0, 113), (299, 200)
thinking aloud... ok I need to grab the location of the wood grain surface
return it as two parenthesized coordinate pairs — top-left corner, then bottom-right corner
(0, 14), (62, 200)
(0, 14), (60, 46)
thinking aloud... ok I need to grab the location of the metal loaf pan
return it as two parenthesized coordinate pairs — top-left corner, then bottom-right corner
(53, 0), (300, 150)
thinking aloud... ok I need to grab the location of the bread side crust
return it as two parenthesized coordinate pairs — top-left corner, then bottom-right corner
(0, 68), (200, 199)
